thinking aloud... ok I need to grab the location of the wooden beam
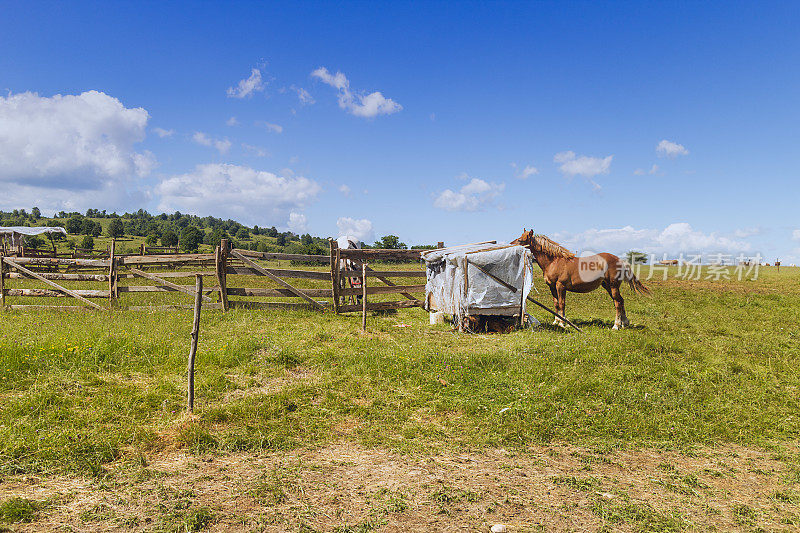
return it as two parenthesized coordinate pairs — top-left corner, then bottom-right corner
(227, 300), (330, 310)
(339, 284), (426, 297)
(128, 268), (212, 302)
(339, 300), (422, 313)
(9, 257), (110, 268)
(338, 269), (426, 278)
(229, 249), (326, 312)
(329, 238), (340, 314)
(2, 257), (104, 310)
(5, 288), (109, 298)
(338, 248), (422, 262)
(5, 272), (109, 281)
(225, 287), (333, 297)
(232, 248), (330, 263)
(226, 267), (331, 280)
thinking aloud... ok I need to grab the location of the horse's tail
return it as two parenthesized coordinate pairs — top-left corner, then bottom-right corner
(621, 262), (652, 296)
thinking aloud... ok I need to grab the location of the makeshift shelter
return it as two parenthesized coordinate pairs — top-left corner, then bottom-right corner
(422, 242), (536, 328)
(0, 226), (67, 256)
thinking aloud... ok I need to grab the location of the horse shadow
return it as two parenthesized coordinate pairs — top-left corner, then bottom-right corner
(571, 318), (646, 330)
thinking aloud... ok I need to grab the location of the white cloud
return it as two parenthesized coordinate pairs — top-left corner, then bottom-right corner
(192, 131), (232, 154)
(656, 139), (689, 158)
(242, 143), (269, 157)
(734, 227), (762, 238)
(554, 222), (751, 256)
(256, 121), (283, 133)
(153, 127), (175, 138)
(287, 211), (308, 233)
(0, 90), (154, 211)
(554, 151), (613, 177)
(633, 164), (660, 176)
(433, 177), (505, 212)
(338, 184), (351, 196)
(155, 163), (321, 226)
(293, 86), (315, 105)
(311, 67), (402, 118)
(226, 116), (239, 126)
(792, 229), (800, 241)
(511, 162), (539, 179)
(337, 217), (374, 242)
(226, 68), (265, 99)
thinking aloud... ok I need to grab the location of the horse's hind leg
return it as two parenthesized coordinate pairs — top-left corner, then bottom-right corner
(551, 283), (568, 328)
(604, 281), (628, 329)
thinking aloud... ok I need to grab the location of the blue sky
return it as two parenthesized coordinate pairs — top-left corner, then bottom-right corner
(1, 1), (799, 261)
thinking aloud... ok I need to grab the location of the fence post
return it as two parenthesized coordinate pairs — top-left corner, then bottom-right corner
(108, 239), (116, 306)
(437, 241), (444, 249)
(0, 255), (5, 310)
(217, 239), (229, 311)
(329, 238), (340, 314)
(361, 263), (367, 332)
(188, 274), (203, 412)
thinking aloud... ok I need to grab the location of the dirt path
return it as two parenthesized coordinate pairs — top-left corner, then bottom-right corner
(2, 443), (798, 532)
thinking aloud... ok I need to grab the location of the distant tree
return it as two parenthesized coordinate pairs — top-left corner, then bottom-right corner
(626, 250), (648, 265)
(374, 235), (407, 249)
(161, 229), (178, 247)
(65, 215), (84, 234)
(180, 226), (203, 252)
(252, 225), (260, 235)
(266, 226), (278, 237)
(80, 235), (94, 250)
(91, 221), (102, 237)
(145, 234), (159, 246)
(276, 233), (287, 247)
(301, 233), (313, 246)
(107, 218), (125, 238)
(236, 227), (250, 240)
(31, 207), (41, 220)
(26, 235), (45, 249)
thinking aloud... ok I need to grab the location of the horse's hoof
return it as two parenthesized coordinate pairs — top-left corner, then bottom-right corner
(612, 324), (620, 330)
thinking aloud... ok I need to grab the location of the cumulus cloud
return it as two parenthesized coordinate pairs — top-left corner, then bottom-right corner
(256, 121), (283, 133)
(553, 222), (751, 256)
(338, 184), (352, 196)
(337, 217), (374, 242)
(226, 116), (239, 126)
(226, 68), (265, 98)
(733, 227), (762, 238)
(433, 176), (505, 212)
(656, 139), (689, 158)
(155, 163), (321, 226)
(153, 127), (175, 138)
(554, 151), (612, 189)
(311, 67), (401, 118)
(511, 162), (539, 179)
(192, 131), (232, 154)
(0, 90), (154, 211)
(287, 211), (308, 233)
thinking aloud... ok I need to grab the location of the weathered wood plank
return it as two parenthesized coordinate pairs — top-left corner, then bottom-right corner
(149, 271), (216, 278)
(7, 305), (91, 311)
(125, 303), (224, 311)
(229, 250), (326, 311)
(120, 254), (215, 265)
(228, 300), (331, 310)
(5, 272), (110, 281)
(339, 284), (426, 297)
(339, 300), (423, 313)
(2, 258), (104, 310)
(226, 267), (331, 280)
(232, 249), (330, 263)
(338, 249), (422, 261)
(5, 288), (109, 298)
(338, 270), (426, 278)
(8, 257), (110, 267)
(128, 268), (212, 302)
(225, 287), (333, 297)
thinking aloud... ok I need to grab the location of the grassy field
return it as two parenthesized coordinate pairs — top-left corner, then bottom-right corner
(1, 265), (799, 531)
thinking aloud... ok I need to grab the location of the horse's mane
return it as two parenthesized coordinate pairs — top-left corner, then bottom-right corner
(532, 234), (576, 259)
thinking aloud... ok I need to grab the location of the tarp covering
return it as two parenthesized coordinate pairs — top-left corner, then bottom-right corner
(0, 226), (67, 236)
(422, 243), (534, 320)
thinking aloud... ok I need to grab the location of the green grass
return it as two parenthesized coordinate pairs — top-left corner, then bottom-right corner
(1, 266), (799, 476)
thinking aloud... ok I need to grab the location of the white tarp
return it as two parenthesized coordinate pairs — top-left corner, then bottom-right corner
(0, 226), (67, 236)
(423, 243), (534, 320)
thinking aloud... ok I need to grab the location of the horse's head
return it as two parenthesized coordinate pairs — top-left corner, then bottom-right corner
(511, 228), (535, 247)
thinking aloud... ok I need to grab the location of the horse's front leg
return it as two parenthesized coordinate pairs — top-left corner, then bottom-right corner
(551, 282), (567, 328)
(549, 284), (562, 326)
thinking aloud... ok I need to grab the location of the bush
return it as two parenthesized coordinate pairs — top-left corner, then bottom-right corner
(145, 234), (159, 246)
(107, 218), (125, 238)
(65, 215), (83, 234)
(161, 229), (178, 247)
(80, 236), (94, 250)
(180, 226), (204, 252)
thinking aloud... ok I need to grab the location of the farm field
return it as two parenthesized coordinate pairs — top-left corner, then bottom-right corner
(1, 265), (800, 531)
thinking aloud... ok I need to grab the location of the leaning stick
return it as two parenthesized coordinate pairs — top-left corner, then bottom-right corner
(188, 275), (202, 412)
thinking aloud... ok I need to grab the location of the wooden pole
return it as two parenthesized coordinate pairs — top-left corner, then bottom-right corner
(219, 239), (229, 311)
(0, 253), (5, 310)
(526, 295), (582, 333)
(361, 262), (367, 332)
(187, 274), (202, 412)
(108, 239), (116, 305)
(329, 238), (340, 314)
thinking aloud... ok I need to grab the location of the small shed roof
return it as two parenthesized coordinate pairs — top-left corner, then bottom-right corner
(0, 226), (67, 236)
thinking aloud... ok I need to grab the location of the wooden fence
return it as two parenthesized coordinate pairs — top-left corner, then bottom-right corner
(0, 239), (430, 315)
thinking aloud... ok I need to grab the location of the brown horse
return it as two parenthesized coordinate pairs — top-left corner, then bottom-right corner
(511, 230), (651, 329)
